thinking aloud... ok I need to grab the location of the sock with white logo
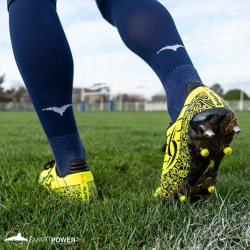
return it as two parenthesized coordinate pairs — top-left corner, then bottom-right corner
(97, 0), (201, 122)
(8, 0), (86, 177)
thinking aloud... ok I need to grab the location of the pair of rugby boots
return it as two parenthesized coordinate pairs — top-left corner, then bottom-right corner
(39, 81), (241, 203)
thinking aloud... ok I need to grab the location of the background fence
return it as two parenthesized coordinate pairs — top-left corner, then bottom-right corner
(1, 100), (250, 111)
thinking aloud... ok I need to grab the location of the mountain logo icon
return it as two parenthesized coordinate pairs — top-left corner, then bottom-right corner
(4, 233), (28, 242)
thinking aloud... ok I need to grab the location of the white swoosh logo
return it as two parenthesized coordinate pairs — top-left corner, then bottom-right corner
(157, 44), (184, 54)
(42, 104), (72, 116)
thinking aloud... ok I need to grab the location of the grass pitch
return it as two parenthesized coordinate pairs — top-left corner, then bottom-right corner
(0, 111), (249, 249)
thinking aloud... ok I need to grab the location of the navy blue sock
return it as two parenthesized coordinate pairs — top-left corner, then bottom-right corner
(97, 0), (202, 122)
(8, 0), (86, 177)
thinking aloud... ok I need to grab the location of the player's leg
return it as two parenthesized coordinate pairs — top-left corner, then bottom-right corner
(7, 0), (97, 201)
(96, 0), (240, 201)
(96, 0), (201, 122)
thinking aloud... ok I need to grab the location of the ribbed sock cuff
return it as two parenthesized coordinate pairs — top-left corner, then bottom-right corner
(49, 133), (86, 177)
(165, 64), (202, 122)
(154, 51), (193, 84)
(43, 119), (78, 139)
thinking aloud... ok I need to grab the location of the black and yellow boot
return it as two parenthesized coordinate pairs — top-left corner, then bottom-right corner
(155, 81), (240, 202)
(39, 159), (97, 202)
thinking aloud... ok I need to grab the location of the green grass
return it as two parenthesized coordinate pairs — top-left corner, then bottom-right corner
(0, 111), (249, 250)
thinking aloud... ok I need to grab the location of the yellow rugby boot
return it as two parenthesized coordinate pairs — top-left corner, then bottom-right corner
(39, 159), (97, 202)
(155, 81), (240, 202)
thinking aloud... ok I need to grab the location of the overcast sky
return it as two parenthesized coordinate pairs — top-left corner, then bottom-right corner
(1, 0), (250, 99)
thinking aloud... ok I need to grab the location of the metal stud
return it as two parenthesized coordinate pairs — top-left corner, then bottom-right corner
(233, 126), (241, 134)
(198, 124), (210, 133)
(204, 130), (215, 138)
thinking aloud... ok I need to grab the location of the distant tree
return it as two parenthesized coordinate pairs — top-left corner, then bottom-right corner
(0, 73), (4, 85)
(0, 67), (5, 90)
(210, 83), (224, 97)
(6, 88), (15, 94)
(15, 86), (28, 102)
(0, 69), (12, 102)
(223, 89), (250, 100)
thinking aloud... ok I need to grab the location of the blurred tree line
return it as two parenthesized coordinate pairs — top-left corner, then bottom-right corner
(0, 72), (11, 102)
(0, 67), (249, 102)
(0, 68), (30, 103)
(210, 83), (250, 100)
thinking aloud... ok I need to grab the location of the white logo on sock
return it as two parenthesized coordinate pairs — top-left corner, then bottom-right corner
(157, 44), (184, 54)
(42, 104), (72, 116)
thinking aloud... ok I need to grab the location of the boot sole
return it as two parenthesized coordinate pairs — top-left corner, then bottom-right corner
(172, 107), (240, 202)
